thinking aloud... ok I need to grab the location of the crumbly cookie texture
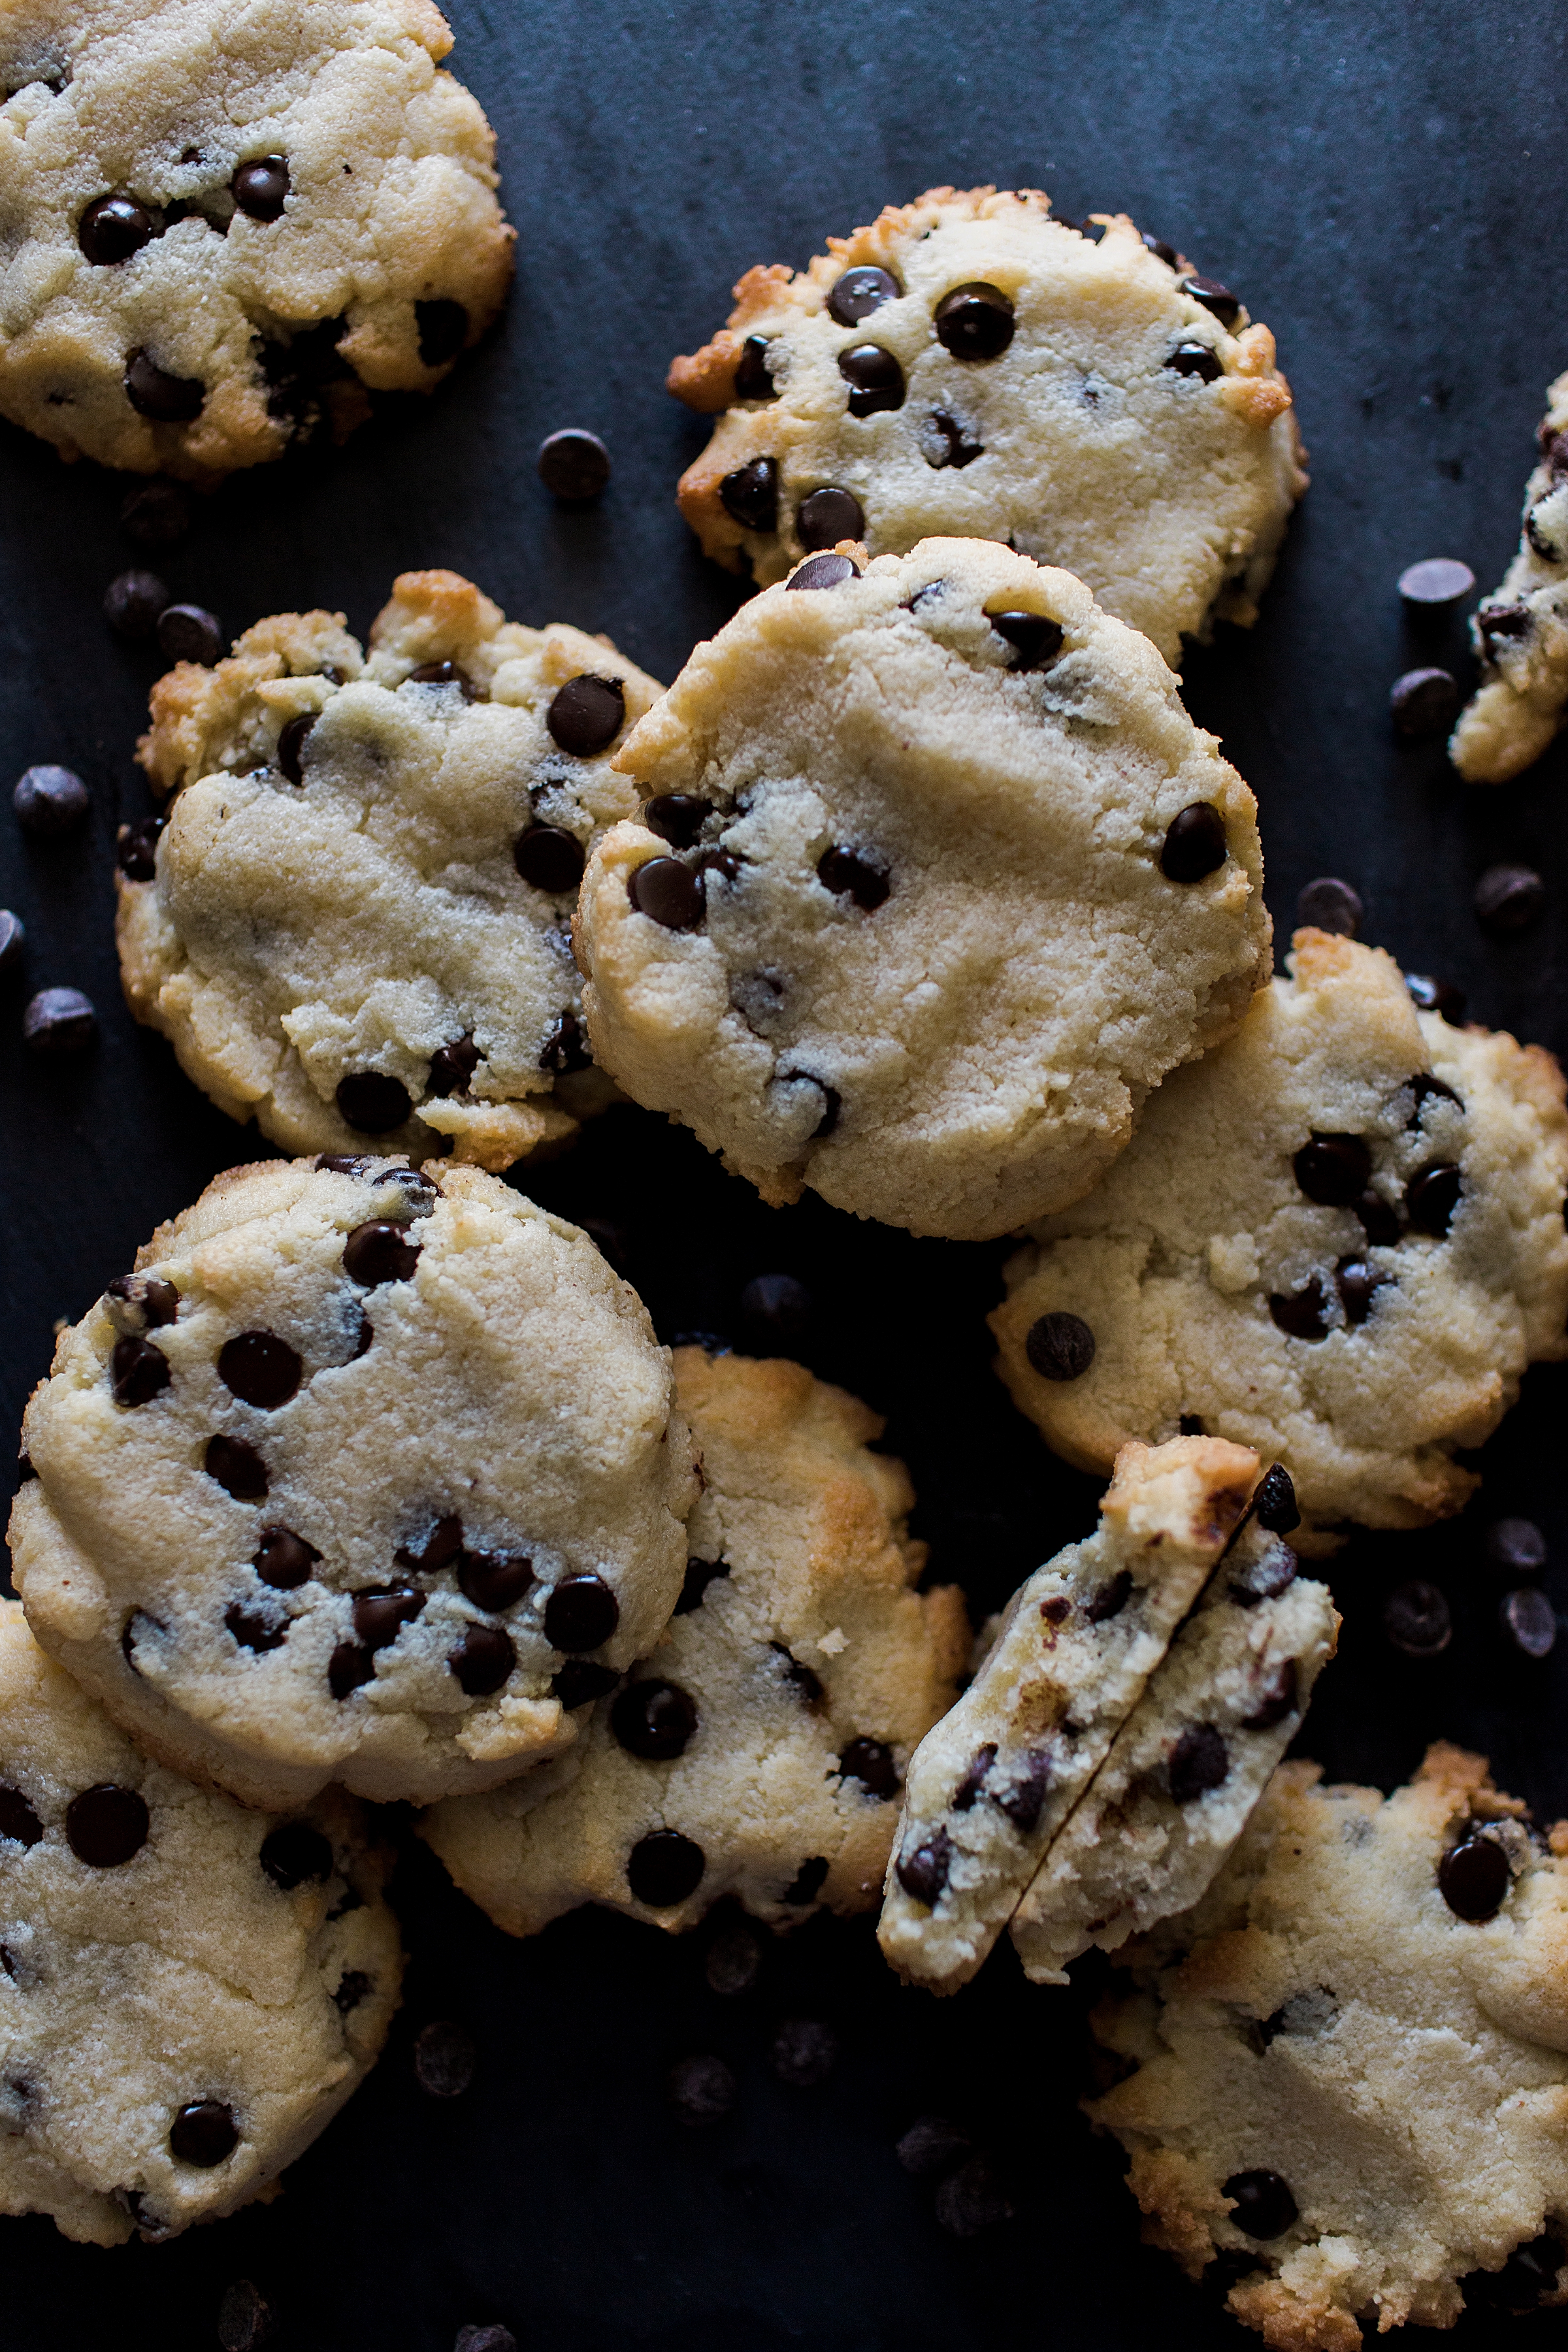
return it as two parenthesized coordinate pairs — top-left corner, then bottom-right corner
(419, 1348), (968, 1936)
(668, 186), (1307, 668)
(878, 1436), (1262, 1993)
(992, 928), (1568, 1552)
(118, 570), (661, 1170)
(0, 0), (512, 480)
(1009, 1533), (1337, 1984)
(10, 1158), (696, 1809)
(0, 1601), (401, 2247)
(576, 538), (1270, 1243)
(1088, 1746), (1568, 2349)
(1450, 371), (1568, 784)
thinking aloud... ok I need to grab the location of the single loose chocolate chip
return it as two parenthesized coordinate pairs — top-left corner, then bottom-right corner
(1384, 1578), (1451, 1656)
(740, 1272), (811, 1341)
(1335, 1256), (1389, 1326)
(414, 2018), (476, 2097)
(1440, 1833), (1511, 1921)
(995, 1749), (1052, 1833)
(923, 408), (985, 468)
(23, 986), (96, 1053)
(1165, 340), (1222, 382)
(787, 551), (858, 589)
(896, 2115), (974, 2179)
(1024, 1311), (1096, 1381)
(838, 1737), (898, 1799)
(66, 1783), (149, 1866)
(1252, 1466), (1301, 1531)
(120, 480), (190, 550)
(666, 2052), (736, 2127)
(783, 1855), (829, 1904)
(457, 1550), (534, 1612)
(454, 2330), (516, 2352)
(546, 672), (625, 756)
(1478, 603), (1531, 653)
(771, 2017), (838, 2088)
(936, 2155), (1015, 2238)
(231, 157), (288, 221)
(1184, 274), (1240, 326)
(1487, 1517), (1547, 1577)
(1269, 1275), (1331, 1341)
(953, 1742), (998, 1810)
(171, 2100), (238, 2166)
(1143, 233), (1181, 267)
(342, 1219), (421, 1286)
(627, 1828), (705, 1907)
(1293, 1133), (1372, 1207)
(817, 844), (889, 909)
(612, 1678), (698, 1760)
(105, 567), (169, 639)
(934, 282), (1015, 361)
(327, 1641), (374, 1699)
(1085, 1567), (1134, 1624)
(1390, 667), (1460, 739)
(1160, 802), (1228, 880)
(218, 1330), (302, 1411)
(117, 813), (167, 880)
(828, 265), (901, 325)
(1224, 2170), (1298, 2240)
(206, 1435), (268, 1501)
(0, 1787), (42, 1847)
(705, 1914), (762, 1995)
(1474, 862), (1546, 936)
(276, 713), (314, 785)
(1356, 1190), (1403, 1245)
(156, 604), (223, 665)
(216, 2279), (272, 2352)
(797, 486), (865, 549)
(1501, 1586), (1556, 1658)
(13, 764), (88, 836)
(225, 1601), (285, 1653)
(544, 1571), (619, 1653)
(734, 335), (775, 400)
(628, 856), (704, 930)
(125, 349), (204, 422)
(1168, 1723), (1229, 1802)
(259, 1821), (332, 1890)
(0, 907), (24, 972)
(335, 1071), (412, 1134)
(415, 298), (467, 367)
(352, 1587), (425, 1650)
(551, 1660), (619, 1708)
(838, 343), (904, 416)
(536, 427), (611, 500)
(644, 792), (711, 847)
(719, 456), (779, 533)
(896, 1826), (952, 1906)
(1230, 1543), (1298, 1605)
(448, 1624), (515, 1695)
(674, 1556), (729, 1614)
(1241, 1660), (1299, 1730)
(1405, 1162), (1462, 1236)
(1295, 876), (1362, 936)
(988, 610), (1064, 670)
(79, 193), (155, 265)
(110, 1335), (170, 1407)
(1398, 556), (1475, 606)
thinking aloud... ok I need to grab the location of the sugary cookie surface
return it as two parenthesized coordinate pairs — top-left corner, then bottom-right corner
(992, 928), (1568, 1550)
(669, 186), (1307, 666)
(0, 0), (513, 478)
(0, 1601), (402, 2246)
(10, 1158), (696, 1808)
(1089, 1746), (1568, 2347)
(118, 570), (661, 1168)
(576, 538), (1270, 1242)
(419, 1347), (968, 1936)
(1450, 370), (1568, 783)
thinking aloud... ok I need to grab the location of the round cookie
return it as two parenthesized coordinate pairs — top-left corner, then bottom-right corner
(118, 570), (662, 1169)
(1450, 372), (1568, 783)
(10, 1156), (697, 1808)
(668, 185), (1307, 668)
(574, 538), (1271, 1243)
(992, 928), (1568, 1550)
(0, 0), (512, 480)
(417, 1348), (968, 1937)
(1088, 1746), (1568, 2347)
(0, 1600), (402, 2247)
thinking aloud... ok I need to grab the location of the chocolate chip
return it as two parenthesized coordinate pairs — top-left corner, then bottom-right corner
(351, 1587), (425, 1650)
(414, 2018), (476, 2097)
(1230, 1543), (1298, 1606)
(988, 610), (1064, 670)
(105, 567), (170, 639)
(335, 1072), (412, 1134)
(1403, 1073), (1464, 1126)
(1405, 973), (1466, 1024)
(719, 456), (779, 533)
(23, 986), (95, 1053)
(448, 1624), (515, 1695)
(787, 551), (858, 589)
(125, 349), (204, 422)
(218, 1330), (302, 1411)
(331, 1970), (370, 2014)
(274, 713), (314, 786)
(216, 2279), (273, 2352)
(1224, 2170), (1298, 2240)
(1184, 275), (1240, 326)
(0, 1787), (42, 1847)
(923, 408), (985, 468)
(170, 2100), (238, 2166)
(232, 157), (288, 221)
(1405, 1162), (1462, 1236)
(1143, 233), (1181, 267)
(259, 1821), (333, 1889)
(953, 1742), (998, 1812)
(770, 2017), (838, 2088)
(1165, 341), (1222, 382)
(704, 1915), (762, 1995)
(1024, 1311), (1096, 1381)
(628, 856), (704, 930)
(783, 1855), (829, 1904)
(536, 1012), (589, 1075)
(204, 1434), (268, 1501)
(896, 1826), (952, 1906)
(1168, 1724), (1229, 1802)
(514, 823), (585, 893)
(797, 486), (865, 549)
(838, 343), (904, 416)
(1179, 1414), (1205, 1435)
(454, 2329), (516, 2352)
(739, 1272), (811, 1341)
(1487, 1517), (1547, 1578)
(838, 1736), (898, 1799)
(896, 2115), (973, 2179)
(666, 2052), (736, 2127)
(66, 1783), (149, 1866)
(642, 794), (711, 850)
(395, 1514), (463, 1575)
(734, 336), (776, 400)
(457, 1550), (533, 1612)
(1160, 802), (1228, 880)
(0, 907), (24, 972)
(1335, 1255), (1389, 1327)
(551, 1660), (619, 1708)
(536, 427), (610, 500)
(934, 282), (1015, 361)
(828, 266), (902, 325)
(1250, 1465), (1301, 1535)
(405, 659), (474, 696)
(936, 2155), (1015, 2238)
(120, 480), (190, 550)
(425, 1034), (480, 1097)
(342, 1219), (421, 1286)
(12, 764), (88, 836)
(627, 1828), (705, 1907)
(817, 844), (889, 909)
(1269, 1275), (1331, 1341)
(117, 813), (167, 880)
(415, 299), (467, 367)
(78, 194), (155, 265)
(1439, 1833), (1510, 1921)
(1356, 1190), (1403, 1245)
(674, 1556), (729, 1614)
(1478, 604), (1532, 653)
(1474, 862), (1545, 936)
(110, 1335), (170, 1407)
(1085, 1568), (1134, 1624)
(1295, 876), (1362, 936)
(1384, 1578), (1451, 1656)
(544, 1572), (619, 1653)
(1398, 557), (1475, 607)
(995, 1749), (1051, 1833)
(611, 1678), (698, 1761)
(1390, 667), (1460, 739)
(327, 1641), (374, 1699)
(1500, 1586), (1556, 1658)
(225, 1601), (286, 1653)
(1293, 1132), (1372, 1207)
(1241, 1660), (1299, 1731)
(769, 1643), (824, 1707)
(546, 673), (625, 757)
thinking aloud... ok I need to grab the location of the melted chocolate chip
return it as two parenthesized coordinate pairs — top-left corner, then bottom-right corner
(335, 1072), (412, 1134)
(817, 844), (889, 909)
(628, 856), (704, 930)
(828, 266), (902, 325)
(414, 298), (467, 367)
(1439, 1833), (1510, 1921)
(1384, 1578), (1451, 1657)
(838, 344), (904, 416)
(644, 792), (712, 847)
(1356, 1190), (1403, 1246)
(1224, 2170), (1298, 2240)
(457, 1550), (534, 1612)
(1398, 556), (1474, 607)
(218, 1330), (302, 1410)
(125, 348), (204, 422)
(328, 1641), (375, 1699)
(797, 486), (865, 549)
(110, 1335), (170, 1407)
(544, 1572), (619, 1653)
(1405, 1162), (1462, 1236)
(1160, 802), (1228, 881)
(546, 673), (625, 757)
(551, 1660), (619, 1708)
(1252, 1467), (1300, 1533)
(1085, 1569), (1134, 1624)
(1390, 666), (1460, 739)
(427, 1034), (480, 1096)
(259, 1821), (332, 1889)
(1241, 1660), (1299, 1730)
(0, 1787), (42, 1847)
(536, 427), (611, 500)
(225, 1601), (286, 1653)
(733, 335), (776, 400)
(1500, 1586), (1556, 1659)
(170, 2100), (237, 2166)
(995, 1750), (1051, 1833)
(1165, 340), (1222, 382)
(896, 1827), (953, 1906)
(627, 1828), (705, 1906)
(351, 1587), (425, 1650)
(1269, 1275), (1331, 1341)
(719, 457), (779, 534)
(838, 1737), (898, 1799)
(1168, 1724), (1229, 1802)
(1295, 876), (1362, 937)
(1184, 275), (1239, 326)
(923, 408), (984, 468)
(343, 1220), (420, 1286)
(1335, 1255), (1389, 1326)
(1024, 1312), (1096, 1381)
(934, 282), (1015, 360)
(117, 813), (167, 880)
(449, 1624), (515, 1695)
(787, 551), (858, 589)
(79, 194), (157, 265)
(205, 1435), (268, 1501)
(1475, 862), (1546, 936)
(232, 157), (288, 221)
(66, 1784), (149, 1867)
(611, 1678), (698, 1760)
(988, 610), (1064, 670)
(1294, 1132), (1372, 1206)
(952, 1742), (998, 1812)
(514, 823), (585, 894)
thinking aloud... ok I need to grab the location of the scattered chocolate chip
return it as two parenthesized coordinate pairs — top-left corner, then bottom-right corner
(1405, 1162), (1462, 1236)
(719, 456), (779, 533)
(704, 1915), (762, 1995)
(274, 713), (314, 786)
(1356, 1189), (1403, 1245)
(838, 343), (904, 416)
(1293, 1132), (1371, 1207)
(666, 2052), (735, 2127)
(953, 1742), (998, 1812)
(66, 1783), (149, 1867)
(1398, 557), (1475, 607)
(225, 1601), (285, 1653)
(327, 1641), (374, 1699)
(0, 1787), (42, 1847)
(1224, 2169), (1298, 2240)
(988, 610), (1064, 670)
(332, 1970), (370, 2013)
(612, 1678), (698, 1760)
(934, 282), (1015, 361)
(1184, 275), (1239, 326)
(1334, 1255), (1390, 1326)
(1477, 604), (1531, 653)
(1160, 802), (1228, 881)
(896, 2115), (974, 2178)
(23, 986), (96, 1053)
(1241, 1660), (1299, 1730)
(13, 763), (88, 837)
(828, 267), (902, 325)
(205, 1434), (268, 1501)
(414, 298), (467, 367)
(1254, 1465), (1301, 1533)
(1269, 1275), (1331, 1341)
(125, 348), (204, 422)
(896, 1826), (952, 1906)
(1500, 1586), (1556, 1658)
(1024, 1311), (1096, 1381)
(414, 2019), (476, 2098)
(644, 794), (712, 849)
(1439, 1832), (1510, 1921)
(1474, 862), (1545, 936)
(449, 1624), (515, 1695)
(1230, 1543), (1298, 1606)
(738, 1272), (811, 1342)
(170, 2099), (238, 2166)
(216, 2278), (273, 2352)
(155, 602), (224, 666)
(427, 1034), (480, 1096)
(457, 1550), (533, 1613)
(342, 1219), (421, 1286)
(1143, 233), (1181, 267)
(1084, 1567), (1134, 1624)
(551, 1660), (619, 1708)
(839, 1737), (898, 1799)
(218, 1330), (302, 1411)
(797, 486), (865, 549)
(544, 1572), (619, 1654)
(628, 1828), (705, 1907)
(1384, 1578), (1451, 1657)
(110, 1335), (170, 1407)
(0, 908), (24, 972)
(105, 567), (169, 640)
(351, 1587), (425, 1651)
(1487, 1518), (1547, 1578)
(514, 823), (585, 893)
(259, 1821), (332, 1890)
(996, 1749), (1052, 1833)
(1390, 667), (1460, 740)
(1165, 340), (1222, 382)
(78, 193), (155, 265)
(674, 1557), (729, 1614)
(1295, 876), (1362, 936)
(817, 843), (889, 909)
(628, 855), (704, 930)
(1168, 1724), (1229, 1802)
(335, 1071), (412, 1134)
(546, 673), (625, 757)
(923, 408), (985, 468)
(120, 480), (190, 550)
(936, 2154), (1015, 2238)
(117, 813), (167, 879)
(770, 2017), (838, 2088)
(231, 156), (288, 221)
(537, 427), (611, 500)
(787, 551), (858, 589)
(1405, 972), (1467, 1025)
(783, 1855), (829, 1904)
(734, 335), (776, 400)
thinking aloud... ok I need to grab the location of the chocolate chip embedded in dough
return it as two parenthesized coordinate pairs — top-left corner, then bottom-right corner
(1168, 1723), (1229, 1802)
(628, 855), (704, 930)
(817, 844), (890, 910)
(327, 1641), (375, 1700)
(231, 157), (289, 221)
(116, 813), (167, 878)
(994, 1748), (1051, 1832)
(1268, 1275), (1331, 1342)
(934, 282), (1015, 361)
(342, 1220), (421, 1286)
(719, 456), (778, 534)
(1085, 1568), (1134, 1623)
(1439, 1833), (1510, 1921)
(514, 823), (585, 894)
(276, 713), (314, 785)
(733, 336), (776, 400)
(1183, 275), (1240, 326)
(218, 1330), (302, 1410)
(673, 1556), (729, 1614)
(110, 1335), (170, 1407)
(1143, 233), (1181, 267)
(1294, 1132), (1372, 1206)
(1224, 2169), (1298, 2240)
(987, 610), (1064, 671)
(1229, 1544), (1298, 1607)
(838, 1737), (898, 1799)
(1024, 1312), (1095, 1381)
(611, 1677), (698, 1760)
(427, 1034), (480, 1096)
(351, 1587), (425, 1650)
(787, 552), (858, 590)
(627, 1828), (705, 1907)
(1164, 341), (1222, 383)
(1160, 802), (1228, 881)
(448, 1624), (515, 1695)
(205, 1435), (268, 1501)
(259, 1821), (332, 1889)
(253, 1526), (318, 1589)
(772, 1642), (825, 1707)
(1252, 1465), (1300, 1533)
(545, 672), (625, 757)
(838, 343), (904, 416)
(457, 1550), (534, 1613)
(0, 1787), (42, 1848)
(1384, 1578), (1451, 1657)
(1241, 1660), (1299, 1729)
(1335, 1254), (1390, 1326)
(1405, 1162), (1462, 1237)
(1356, 1190), (1403, 1246)
(225, 1601), (286, 1653)
(551, 1660), (619, 1708)
(644, 792), (711, 848)
(1477, 604), (1531, 655)
(65, 1783), (149, 1866)
(896, 1826), (953, 1906)
(827, 265), (901, 325)
(796, 486), (864, 549)
(169, 2100), (238, 2166)
(335, 1071), (412, 1135)
(544, 1572), (619, 1654)
(414, 299), (467, 367)
(125, 349), (204, 423)
(1405, 972), (1467, 1026)
(78, 195), (156, 265)
(922, 409), (984, 468)
(782, 1855), (829, 1905)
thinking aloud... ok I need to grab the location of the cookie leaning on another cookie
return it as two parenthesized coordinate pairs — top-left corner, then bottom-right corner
(1450, 370), (1568, 783)
(10, 1157), (697, 1809)
(992, 928), (1568, 1551)
(118, 570), (661, 1170)
(576, 537), (1270, 1242)
(668, 185), (1307, 667)
(0, 1601), (402, 2247)
(419, 1348), (968, 1936)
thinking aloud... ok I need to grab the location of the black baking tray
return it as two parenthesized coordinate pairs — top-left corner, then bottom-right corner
(4, 2), (1568, 2344)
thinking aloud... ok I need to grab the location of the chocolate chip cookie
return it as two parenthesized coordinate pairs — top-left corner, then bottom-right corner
(1450, 372), (1568, 783)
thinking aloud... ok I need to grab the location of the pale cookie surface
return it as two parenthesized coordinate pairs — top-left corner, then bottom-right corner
(419, 1348), (968, 1936)
(0, 1601), (401, 2247)
(10, 1158), (696, 1808)
(877, 1436), (1262, 1993)
(576, 538), (1270, 1243)
(1088, 1746), (1568, 2349)
(118, 570), (661, 1169)
(0, 0), (512, 479)
(1009, 1529), (1337, 1984)
(1450, 371), (1568, 783)
(668, 186), (1307, 668)
(992, 929), (1568, 1551)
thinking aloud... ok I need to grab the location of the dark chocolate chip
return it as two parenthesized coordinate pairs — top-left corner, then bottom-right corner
(1224, 2169), (1298, 2240)
(218, 1330), (302, 1411)
(896, 2115), (974, 2179)
(23, 987), (96, 1053)
(536, 427), (610, 501)
(1179, 1414), (1205, 1435)
(1405, 1162), (1462, 1236)
(770, 2017), (838, 2087)
(104, 567), (169, 638)
(120, 480), (190, 549)
(551, 1660), (619, 1708)
(796, 486), (865, 549)
(342, 1219), (421, 1286)
(448, 1624), (515, 1695)
(332, 1970), (370, 2013)
(817, 844), (889, 909)
(1398, 557), (1475, 607)
(1241, 1660), (1299, 1730)
(427, 1034), (480, 1095)
(739, 1272), (811, 1341)
(1295, 876), (1362, 937)
(0, 907), (25, 972)
(1184, 275), (1240, 326)
(627, 1828), (705, 1907)
(674, 1556), (729, 1614)
(1407, 975), (1466, 1032)
(782, 1855), (829, 1905)
(514, 823), (585, 893)
(1403, 1073), (1463, 1126)
(934, 282), (1015, 361)
(1500, 1586), (1556, 1659)
(0, 1786), (42, 1847)
(838, 343), (904, 416)
(225, 1601), (286, 1653)
(457, 1550), (534, 1613)
(404, 659), (474, 697)
(787, 551), (858, 589)
(719, 456), (779, 533)
(612, 1677), (698, 1761)
(772, 1644), (825, 1707)
(117, 813), (167, 880)
(170, 2100), (238, 2166)
(828, 266), (902, 325)
(734, 335), (776, 400)
(259, 1821), (333, 1890)
(13, 764), (88, 836)
(395, 1514), (464, 1575)
(1474, 862), (1546, 936)
(1487, 1518), (1547, 1578)
(1335, 1255), (1389, 1326)
(125, 349), (204, 422)
(1024, 1311), (1096, 1381)
(546, 673), (625, 757)
(66, 1783), (149, 1866)
(666, 2052), (736, 2127)
(896, 1825), (952, 1905)
(1478, 602), (1531, 653)
(1294, 1132), (1371, 1207)
(988, 610), (1064, 670)
(628, 856), (704, 930)
(1160, 802), (1228, 881)
(1168, 1724), (1229, 1802)
(1254, 1466), (1301, 1535)
(232, 157), (288, 221)
(994, 1748), (1051, 1833)
(1165, 340), (1222, 382)
(414, 299), (467, 367)
(1269, 1275), (1331, 1342)
(110, 1335), (170, 1407)
(216, 2279), (273, 2352)
(1356, 1190), (1403, 1246)
(78, 194), (155, 265)
(413, 2017), (476, 2097)
(204, 1434), (267, 1500)
(704, 1915), (762, 1995)
(1439, 1833), (1510, 1921)
(838, 1736), (898, 1799)
(335, 1071), (412, 1134)
(544, 1572), (619, 1653)
(923, 408), (984, 468)
(351, 1587), (425, 1650)
(644, 792), (712, 848)
(1085, 1568), (1134, 1624)
(1390, 667), (1460, 739)
(327, 1641), (375, 1699)
(275, 713), (314, 785)
(936, 2155), (1015, 2238)
(1384, 1578), (1451, 1657)
(1230, 1543), (1298, 1606)
(1143, 233), (1181, 267)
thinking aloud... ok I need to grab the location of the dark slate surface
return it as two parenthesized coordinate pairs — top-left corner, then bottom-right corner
(4, 1), (1568, 2344)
